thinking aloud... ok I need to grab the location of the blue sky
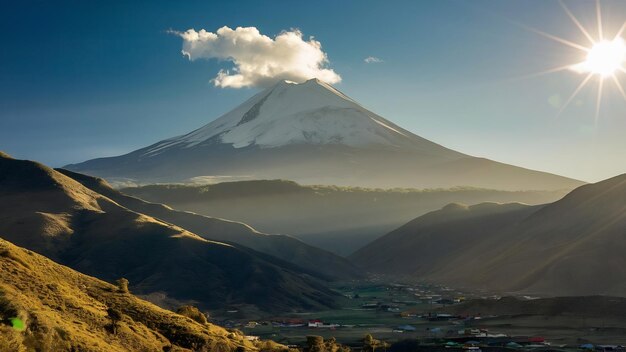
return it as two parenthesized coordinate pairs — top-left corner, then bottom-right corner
(1, 0), (625, 182)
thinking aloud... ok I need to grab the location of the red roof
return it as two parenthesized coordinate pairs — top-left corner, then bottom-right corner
(529, 337), (545, 343)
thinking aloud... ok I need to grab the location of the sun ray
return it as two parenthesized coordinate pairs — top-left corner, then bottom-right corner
(611, 75), (626, 100)
(559, 0), (596, 44)
(595, 77), (604, 124)
(513, 20), (591, 52)
(510, 64), (577, 81)
(596, 0), (604, 41)
(558, 73), (594, 117)
(529, 26), (591, 52)
(614, 22), (626, 40)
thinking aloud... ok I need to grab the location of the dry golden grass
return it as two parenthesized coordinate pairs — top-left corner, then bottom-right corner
(0, 238), (291, 352)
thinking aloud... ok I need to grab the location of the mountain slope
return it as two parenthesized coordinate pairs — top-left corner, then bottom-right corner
(476, 173), (626, 295)
(351, 173), (626, 296)
(55, 169), (360, 280)
(65, 79), (582, 191)
(121, 180), (570, 256)
(0, 238), (289, 352)
(0, 153), (339, 314)
(350, 202), (539, 277)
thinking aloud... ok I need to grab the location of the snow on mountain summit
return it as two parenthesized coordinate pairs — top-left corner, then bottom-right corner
(66, 78), (584, 190)
(143, 78), (445, 157)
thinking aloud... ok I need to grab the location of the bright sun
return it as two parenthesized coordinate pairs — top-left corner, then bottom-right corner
(523, 0), (626, 121)
(576, 38), (626, 76)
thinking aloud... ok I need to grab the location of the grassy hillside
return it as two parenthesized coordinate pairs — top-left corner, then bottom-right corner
(0, 153), (340, 315)
(56, 169), (360, 280)
(0, 238), (291, 352)
(121, 180), (569, 255)
(351, 173), (626, 297)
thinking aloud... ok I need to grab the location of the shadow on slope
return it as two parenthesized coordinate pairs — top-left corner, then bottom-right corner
(55, 169), (361, 281)
(351, 173), (626, 297)
(0, 153), (339, 314)
(121, 180), (570, 256)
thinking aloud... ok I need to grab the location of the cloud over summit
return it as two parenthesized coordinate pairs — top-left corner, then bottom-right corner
(173, 26), (341, 88)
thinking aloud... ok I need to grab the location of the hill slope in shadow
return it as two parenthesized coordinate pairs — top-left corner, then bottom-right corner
(121, 180), (570, 255)
(56, 168), (360, 280)
(352, 173), (626, 296)
(0, 153), (339, 314)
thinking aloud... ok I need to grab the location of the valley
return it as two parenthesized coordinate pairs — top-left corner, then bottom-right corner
(222, 280), (626, 348)
(3, 151), (625, 350)
(120, 180), (569, 255)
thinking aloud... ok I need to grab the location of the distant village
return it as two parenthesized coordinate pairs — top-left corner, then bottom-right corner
(218, 282), (626, 351)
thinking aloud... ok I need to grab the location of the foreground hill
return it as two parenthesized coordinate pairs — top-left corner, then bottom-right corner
(122, 180), (569, 255)
(56, 169), (360, 280)
(0, 238), (289, 352)
(352, 173), (626, 296)
(0, 152), (339, 314)
(65, 79), (583, 191)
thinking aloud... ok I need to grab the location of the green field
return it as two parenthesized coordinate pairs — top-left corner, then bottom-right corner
(235, 281), (626, 347)
(238, 281), (467, 346)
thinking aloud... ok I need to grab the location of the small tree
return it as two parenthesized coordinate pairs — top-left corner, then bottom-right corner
(381, 341), (389, 352)
(106, 307), (123, 334)
(306, 335), (325, 352)
(363, 334), (384, 352)
(176, 305), (208, 325)
(324, 337), (345, 352)
(115, 278), (129, 293)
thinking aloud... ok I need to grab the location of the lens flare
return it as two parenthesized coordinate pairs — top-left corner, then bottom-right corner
(10, 317), (25, 331)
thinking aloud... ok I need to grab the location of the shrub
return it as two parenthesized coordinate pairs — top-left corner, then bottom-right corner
(176, 305), (208, 325)
(306, 335), (325, 352)
(363, 334), (377, 352)
(115, 278), (129, 293)
(304, 336), (350, 352)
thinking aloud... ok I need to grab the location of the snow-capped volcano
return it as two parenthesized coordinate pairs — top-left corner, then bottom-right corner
(66, 79), (583, 190)
(143, 78), (458, 157)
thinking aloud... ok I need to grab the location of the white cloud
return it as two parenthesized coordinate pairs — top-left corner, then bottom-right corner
(172, 26), (341, 88)
(364, 56), (383, 64)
